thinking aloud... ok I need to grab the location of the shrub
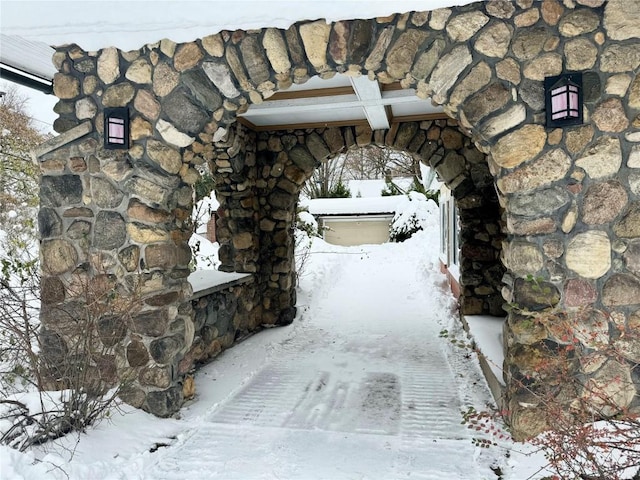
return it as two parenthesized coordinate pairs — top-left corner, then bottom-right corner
(0, 262), (138, 452)
(445, 301), (640, 480)
(389, 191), (438, 242)
(327, 180), (351, 198)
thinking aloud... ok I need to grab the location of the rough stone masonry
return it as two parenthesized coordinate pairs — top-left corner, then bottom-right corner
(36, 0), (640, 439)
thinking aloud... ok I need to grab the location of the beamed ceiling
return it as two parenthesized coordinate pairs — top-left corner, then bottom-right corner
(238, 73), (447, 132)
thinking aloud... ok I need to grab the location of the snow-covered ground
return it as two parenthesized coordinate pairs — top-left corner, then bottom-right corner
(0, 200), (553, 479)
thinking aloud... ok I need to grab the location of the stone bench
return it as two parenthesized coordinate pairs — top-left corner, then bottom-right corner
(180, 270), (254, 377)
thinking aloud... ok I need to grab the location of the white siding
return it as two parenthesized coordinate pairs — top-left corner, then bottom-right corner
(322, 216), (392, 246)
(439, 187), (460, 280)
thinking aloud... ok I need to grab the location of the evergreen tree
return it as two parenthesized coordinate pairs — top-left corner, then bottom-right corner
(327, 179), (351, 198)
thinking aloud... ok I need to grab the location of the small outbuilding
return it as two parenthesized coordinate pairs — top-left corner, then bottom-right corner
(305, 196), (404, 246)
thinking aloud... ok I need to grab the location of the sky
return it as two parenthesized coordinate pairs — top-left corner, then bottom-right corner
(0, 196), (555, 479)
(0, 81), (58, 134)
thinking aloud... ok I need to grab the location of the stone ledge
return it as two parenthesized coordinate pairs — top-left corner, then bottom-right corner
(460, 313), (506, 410)
(34, 121), (93, 159)
(188, 270), (253, 299)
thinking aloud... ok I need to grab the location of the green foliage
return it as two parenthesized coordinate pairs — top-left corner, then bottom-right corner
(525, 273), (552, 296)
(327, 179), (351, 198)
(294, 208), (317, 282)
(389, 217), (421, 243)
(389, 191), (435, 243)
(382, 177), (439, 205)
(409, 177), (426, 194)
(194, 172), (215, 202)
(409, 176), (440, 205)
(381, 181), (403, 196)
(424, 189), (440, 205)
(295, 208), (319, 238)
(1, 258), (38, 286)
(439, 329), (474, 350)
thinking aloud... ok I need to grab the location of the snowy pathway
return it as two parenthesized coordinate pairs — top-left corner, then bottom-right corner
(141, 238), (502, 479)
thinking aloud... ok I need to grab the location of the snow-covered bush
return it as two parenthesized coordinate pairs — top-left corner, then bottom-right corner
(389, 191), (438, 242)
(190, 235), (221, 270)
(294, 209), (320, 282)
(190, 190), (221, 270)
(296, 210), (319, 238)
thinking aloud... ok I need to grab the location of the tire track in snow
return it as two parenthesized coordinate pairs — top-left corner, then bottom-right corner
(142, 237), (497, 479)
(207, 362), (308, 427)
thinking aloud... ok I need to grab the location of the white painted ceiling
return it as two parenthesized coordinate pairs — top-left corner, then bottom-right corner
(238, 74), (443, 131)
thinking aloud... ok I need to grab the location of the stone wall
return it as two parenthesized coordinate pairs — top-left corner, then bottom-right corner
(235, 119), (502, 318)
(40, 0), (640, 438)
(35, 119), (260, 411)
(186, 272), (256, 372)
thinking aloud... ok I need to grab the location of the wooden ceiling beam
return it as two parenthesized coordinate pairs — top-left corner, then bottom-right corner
(237, 112), (451, 133)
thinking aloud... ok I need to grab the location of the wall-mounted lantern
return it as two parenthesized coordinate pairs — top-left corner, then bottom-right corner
(104, 107), (129, 149)
(544, 73), (583, 128)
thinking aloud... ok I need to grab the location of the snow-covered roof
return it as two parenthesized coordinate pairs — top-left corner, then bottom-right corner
(0, 34), (55, 92)
(0, 35), (56, 79)
(1, 1), (476, 52)
(348, 178), (414, 198)
(304, 196), (404, 216)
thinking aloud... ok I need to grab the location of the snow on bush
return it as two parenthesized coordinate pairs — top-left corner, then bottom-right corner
(389, 191), (438, 242)
(189, 234), (221, 270)
(296, 210), (319, 238)
(0, 444), (56, 479)
(190, 191), (221, 270)
(294, 210), (320, 281)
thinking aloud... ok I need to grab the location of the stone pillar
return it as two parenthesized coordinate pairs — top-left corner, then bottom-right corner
(426, 122), (505, 316)
(210, 123), (264, 334)
(37, 122), (195, 416)
(255, 133), (301, 326)
(494, 120), (640, 438)
(40, 42), (204, 417)
(212, 123), (260, 275)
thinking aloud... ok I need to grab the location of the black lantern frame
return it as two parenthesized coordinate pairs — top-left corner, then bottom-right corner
(544, 73), (583, 128)
(104, 107), (130, 149)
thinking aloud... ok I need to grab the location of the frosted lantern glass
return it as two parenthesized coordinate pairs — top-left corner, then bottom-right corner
(108, 119), (125, 144)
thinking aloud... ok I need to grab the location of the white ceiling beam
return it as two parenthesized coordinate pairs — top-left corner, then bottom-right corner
(350, 76), (389, 130)
(239, 90), (428, 118)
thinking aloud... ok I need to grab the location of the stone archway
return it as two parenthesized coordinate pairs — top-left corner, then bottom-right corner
(221, 117), (505, 323)
(38, 0), (640, 438)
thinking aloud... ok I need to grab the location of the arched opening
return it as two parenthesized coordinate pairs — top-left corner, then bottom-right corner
(36, 10), (531, 422)
(36, 2), (640, 440)
(237, 109), (505, 319)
